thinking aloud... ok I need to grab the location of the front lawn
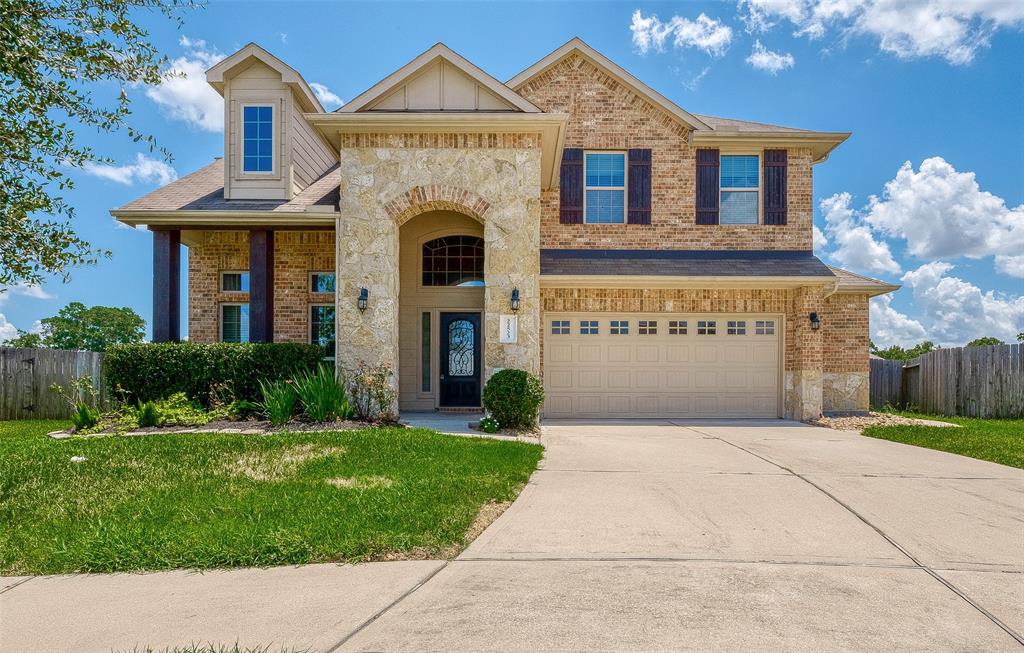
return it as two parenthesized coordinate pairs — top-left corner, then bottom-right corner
(862, 415), (1024, 469)
(0, 420), (542, 575)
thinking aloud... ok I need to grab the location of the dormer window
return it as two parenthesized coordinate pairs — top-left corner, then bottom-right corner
(242, 105), (274, 173)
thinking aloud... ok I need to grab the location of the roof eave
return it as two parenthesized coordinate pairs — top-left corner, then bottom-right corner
(540, 275), (838, 289)
(836, 282), (901, 297)
(110, 209), (338, 228)
(691, 131), (851, 163)
(205, 43), (324, 113)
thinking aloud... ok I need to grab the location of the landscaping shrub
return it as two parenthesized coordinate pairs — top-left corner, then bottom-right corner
(153, 392), (214, 426)
(105, 342), (324, 406)
(292, 364), (354, 422)
(479, 416), (500, 433)
(482, 369), (545, 429)
(71, 403), (99, 431)
(345, 363), (398, 423)
(136, 401), (159, 427)
(258, 379), (297, 426)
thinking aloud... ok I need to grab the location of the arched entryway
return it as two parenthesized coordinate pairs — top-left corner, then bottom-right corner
(397, 209), (485, 411)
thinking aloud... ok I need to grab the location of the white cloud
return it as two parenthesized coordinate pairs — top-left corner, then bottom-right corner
(631, 10), (734, 56)
(738, 0), (1024, 65)
(745, 40), (795, 73)
(869, 294), (928, 347)
(862, 157), (1024, 274)
(82, 153), (178, 186)
(995, 255), (1024, 278)
(310, 82), (343, 110)
(0, 314), (18, 343)
(812, 224), (828, 251)
(145, 36), (225, 131)
(820, 192), (901, 275)
(900, 261), (1024, 345)
(0, 283), (55, 306)
(279, 32), (288, 44)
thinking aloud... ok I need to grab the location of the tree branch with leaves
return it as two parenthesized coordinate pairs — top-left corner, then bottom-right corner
(0, 0), (198, 287)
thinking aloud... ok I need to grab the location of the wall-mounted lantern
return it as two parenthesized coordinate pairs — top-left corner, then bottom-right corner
(809, 312), (821, 330)
(357, 287), (369, 312)
(510, 288), (521, 312)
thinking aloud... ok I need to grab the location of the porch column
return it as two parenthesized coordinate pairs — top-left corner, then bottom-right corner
(249, 229), (275, 342)
(152, 229), (180, 342)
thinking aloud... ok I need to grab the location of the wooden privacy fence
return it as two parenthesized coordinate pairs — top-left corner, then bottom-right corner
(869, 344), (1023, 418)
(0, 347), (107, 420)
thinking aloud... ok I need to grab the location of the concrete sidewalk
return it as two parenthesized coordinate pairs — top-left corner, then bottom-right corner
(2, 420), (1021, 652)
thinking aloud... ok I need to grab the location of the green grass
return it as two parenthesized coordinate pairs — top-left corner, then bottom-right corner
(0, 420), (542, 575)
(862, 414), (1024, 468)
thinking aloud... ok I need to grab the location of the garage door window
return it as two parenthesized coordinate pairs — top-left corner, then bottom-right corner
(668, 320), (687, 335)
(580, 320), (599, 335)
(755, 320), (776, 335)
(697, 320), (716, 335)
(610, 320), (629, 335)
(551, 320), (570, 335)
(727, 320), (747, 335)
(639, 320), (657, 335)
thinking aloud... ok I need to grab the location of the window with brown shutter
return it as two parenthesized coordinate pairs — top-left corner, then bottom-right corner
(763, 149), (788, 225)
(559, 148), (584, 224)
(695, 149), (720, 225)
(627, 148), (652, 224)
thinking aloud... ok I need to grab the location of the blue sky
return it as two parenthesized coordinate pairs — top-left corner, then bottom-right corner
(3, 1), (1022, 347)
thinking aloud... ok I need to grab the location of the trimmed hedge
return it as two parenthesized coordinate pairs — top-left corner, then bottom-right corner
(482, 368), (545, 429)
(105, 342), (325, 405)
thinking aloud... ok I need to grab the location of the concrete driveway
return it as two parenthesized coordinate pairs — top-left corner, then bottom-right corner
(2, 420), (1021, 652)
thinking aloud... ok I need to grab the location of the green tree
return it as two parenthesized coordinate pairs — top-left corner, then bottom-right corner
(1, 0), (197, 287)
(2, 330), (44, 348)
(870, 340), (938, 361)
(966, 336), (1004, 347)
(37, 302), (146, 351)
(1017, 332), (1023, 343)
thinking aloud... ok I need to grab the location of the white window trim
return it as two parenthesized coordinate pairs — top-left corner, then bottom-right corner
(309, 303), (336, 360)
(719, 151), (762, 225)
(309, 271), (336, 293)
(220, 302), (249, 343)
(239, 103), (278, 177)
(220, 270), (250, 293)
(583, 150), (628, 224)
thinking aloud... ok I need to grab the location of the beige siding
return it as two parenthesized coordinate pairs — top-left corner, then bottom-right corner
(290, 109), (336, 192)
(397, 210), (485, 411)
(222, 60), (337, 200)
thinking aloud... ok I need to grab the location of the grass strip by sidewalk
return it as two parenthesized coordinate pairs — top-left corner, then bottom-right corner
(862, 414), (1023, 469)
(0, 420), (542, 575)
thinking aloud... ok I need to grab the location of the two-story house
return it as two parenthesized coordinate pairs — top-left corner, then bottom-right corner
(113, 38), (898, 420)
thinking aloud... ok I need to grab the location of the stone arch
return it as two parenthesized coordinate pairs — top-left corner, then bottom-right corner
(384, 185), (492, 226)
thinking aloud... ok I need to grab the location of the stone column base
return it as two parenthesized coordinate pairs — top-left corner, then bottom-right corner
(785, 370), (823, 421)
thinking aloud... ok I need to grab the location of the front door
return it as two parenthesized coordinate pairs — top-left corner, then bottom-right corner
(439, 312), (482, 407)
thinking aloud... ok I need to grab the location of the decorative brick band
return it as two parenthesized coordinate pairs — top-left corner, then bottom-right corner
(339, 133), (541, 149)
(385, 185), (492, 226)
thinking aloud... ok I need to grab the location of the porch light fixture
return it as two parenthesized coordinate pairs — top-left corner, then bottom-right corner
(357, 287), (369, 312)
(510, 288), (521, 312)
(809, 312), (821, 330)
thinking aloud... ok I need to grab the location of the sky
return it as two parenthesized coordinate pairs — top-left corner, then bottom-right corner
(2, 0), (1023, 347)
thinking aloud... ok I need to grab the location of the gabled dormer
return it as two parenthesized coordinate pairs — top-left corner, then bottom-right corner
(338, 43), (541, 113)
(207, 43), (337, 201)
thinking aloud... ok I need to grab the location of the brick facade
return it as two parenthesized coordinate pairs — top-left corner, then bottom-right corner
(823, 293), (870, 374)
(187, 230), (335, 343)
(514, 53), (814, 251)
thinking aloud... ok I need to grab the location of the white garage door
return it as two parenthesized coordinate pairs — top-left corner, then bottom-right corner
(543, 314), (781, 419)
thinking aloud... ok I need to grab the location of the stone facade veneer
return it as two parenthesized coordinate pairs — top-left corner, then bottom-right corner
(335, 138), (543, 409)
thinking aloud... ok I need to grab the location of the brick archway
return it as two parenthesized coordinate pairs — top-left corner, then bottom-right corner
(384, 185), (492, 226)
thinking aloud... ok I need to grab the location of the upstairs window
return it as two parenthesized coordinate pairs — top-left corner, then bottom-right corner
(422, 235), (484, 286)
(243, 105), (274, 173)
(720, 155), (759, 224)
(584, 152), (626, 224)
